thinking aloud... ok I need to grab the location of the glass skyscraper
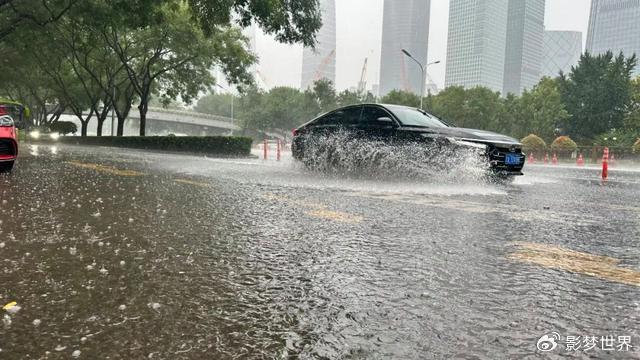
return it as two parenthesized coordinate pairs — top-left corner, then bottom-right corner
(445, 0), (509, 93)
(586, 0), (640, 76)
(502, 0), (545, 95)
(379, 0), (431, 97)
(542, 31), (583, 78)
(301, 0), (336, 90)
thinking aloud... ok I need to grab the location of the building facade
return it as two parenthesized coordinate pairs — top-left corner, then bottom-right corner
(445, 0), (509, 93)
(301, 0), (336, 90)
(542, 31), (582, 78)
(379, 0), (431, 97)
(586, 0), (640, 76)
(502, 0), (545, 95)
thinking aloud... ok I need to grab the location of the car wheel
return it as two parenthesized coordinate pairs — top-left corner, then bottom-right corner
(0, 161), (14, 173)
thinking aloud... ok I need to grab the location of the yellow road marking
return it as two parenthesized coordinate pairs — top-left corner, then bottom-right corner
(67, 161), (144, 177)
(264, 193), (363, 224)
(510, 242), (640, 287)
(304, 209), (363, 224)
(174, 179), (211, 188)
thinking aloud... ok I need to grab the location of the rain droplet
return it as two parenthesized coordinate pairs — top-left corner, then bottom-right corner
(33, 319), (41, 327)
(148, 302), (161, 311)
(118, 304), (126, 311)
(72, 350), (81, 358)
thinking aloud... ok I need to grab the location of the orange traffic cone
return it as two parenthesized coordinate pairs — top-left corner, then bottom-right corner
(528, 153), (535, 164)
(552, 153), (558, 165)
(577, 153), (585, 167)
(601, 147), (609, 180)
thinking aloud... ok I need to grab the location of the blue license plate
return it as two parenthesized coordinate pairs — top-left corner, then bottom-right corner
(505, 153), (520, 165)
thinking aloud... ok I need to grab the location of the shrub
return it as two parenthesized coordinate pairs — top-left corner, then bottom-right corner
(49, 121), (78, 135)
(633, 138), (640, 154)
(520, 134), (546, 153)
(52, 136), (252, 156)
(551, 136), (578, 153)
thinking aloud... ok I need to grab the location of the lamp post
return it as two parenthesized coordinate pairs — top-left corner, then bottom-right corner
(401, 49), (440, 110)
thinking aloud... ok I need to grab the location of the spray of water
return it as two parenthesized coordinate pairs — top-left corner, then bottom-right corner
(295, 132), (491, 184)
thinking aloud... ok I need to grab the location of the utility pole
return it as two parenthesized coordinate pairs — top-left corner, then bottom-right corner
(401, 49), (440, 110)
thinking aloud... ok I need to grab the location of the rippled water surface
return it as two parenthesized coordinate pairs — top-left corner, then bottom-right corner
(0, 144), (639, 359)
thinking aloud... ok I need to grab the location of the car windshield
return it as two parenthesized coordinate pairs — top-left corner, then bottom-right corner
(386, 106), (448, 128)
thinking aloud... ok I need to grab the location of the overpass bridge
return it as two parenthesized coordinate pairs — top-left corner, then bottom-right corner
(63, 107), (242, 136)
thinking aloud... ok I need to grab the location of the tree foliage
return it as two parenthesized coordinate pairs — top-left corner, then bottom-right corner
(521, 134), (547, 153)
(558, 51), (637, 141)
(551, 136), (578, 153)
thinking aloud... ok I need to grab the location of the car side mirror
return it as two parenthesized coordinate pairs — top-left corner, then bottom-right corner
(376, 117), (394, 124)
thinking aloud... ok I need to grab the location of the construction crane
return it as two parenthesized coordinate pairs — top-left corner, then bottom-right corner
(312, 49), (336, 83)
(357, 58), (368, 95)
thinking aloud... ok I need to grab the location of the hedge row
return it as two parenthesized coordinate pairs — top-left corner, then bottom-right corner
(44, 136), (253, 156)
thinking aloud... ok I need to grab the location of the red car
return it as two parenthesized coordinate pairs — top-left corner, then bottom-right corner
(0, 107), (18, 172)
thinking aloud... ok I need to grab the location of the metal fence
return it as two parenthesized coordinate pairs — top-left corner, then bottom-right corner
(527, 146), (640, 164)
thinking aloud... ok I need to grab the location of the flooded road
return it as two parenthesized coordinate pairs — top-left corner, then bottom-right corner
(1, 143), (639, 359)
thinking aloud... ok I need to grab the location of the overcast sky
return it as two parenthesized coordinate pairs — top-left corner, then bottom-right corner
(252, 0), (592, 92)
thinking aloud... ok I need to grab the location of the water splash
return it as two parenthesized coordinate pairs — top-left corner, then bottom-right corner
(295, 132), (490, 183)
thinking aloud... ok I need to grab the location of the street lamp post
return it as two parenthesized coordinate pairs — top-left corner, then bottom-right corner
(401, 49), (440, 110)
(216, 84), (234, 127)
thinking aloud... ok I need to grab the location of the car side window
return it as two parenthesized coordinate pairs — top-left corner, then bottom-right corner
(314, 106), (362, 127)
(361, 106), (394, 126)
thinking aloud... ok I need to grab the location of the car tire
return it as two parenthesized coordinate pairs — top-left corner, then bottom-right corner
(0, 161), (14, 173)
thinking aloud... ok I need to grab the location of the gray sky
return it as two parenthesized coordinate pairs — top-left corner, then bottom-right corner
(253, 0), (592, 92)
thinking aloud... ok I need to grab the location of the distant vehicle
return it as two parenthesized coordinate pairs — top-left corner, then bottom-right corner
(0, 103), (26, 173)
(291, 104), (525, 178)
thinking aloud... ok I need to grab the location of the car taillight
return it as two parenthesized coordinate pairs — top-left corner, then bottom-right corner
(292, 128), (299, 137)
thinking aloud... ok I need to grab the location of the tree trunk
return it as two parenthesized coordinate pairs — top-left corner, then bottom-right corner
(81, 120), (88, 137)
(96, 119), (104, 136)
(138, 103), (148, 137)
(117, 118), (125, 136)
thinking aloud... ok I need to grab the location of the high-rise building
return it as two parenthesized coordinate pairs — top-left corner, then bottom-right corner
(301, 0), (336, 90)
(586, 0), (640, 76)
(445, 0), (509, 93)
(542, 31), (583, 78)
(379, 0), (431, 97)
(502, 0), (545, 95)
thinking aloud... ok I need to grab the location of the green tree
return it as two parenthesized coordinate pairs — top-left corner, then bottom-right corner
(558, 51), (637, 141)
(380, 90), (420, 108)
(624, 77), (640, 132)
(304, 79), (337, 116)
(516, 77), (569, 142)
(194, 93), (237, 117)
(336, 89), (376, 107)
(430, 86), (503, 130)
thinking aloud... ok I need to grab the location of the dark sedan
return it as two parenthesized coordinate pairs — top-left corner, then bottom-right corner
(291, 104), (525, 177)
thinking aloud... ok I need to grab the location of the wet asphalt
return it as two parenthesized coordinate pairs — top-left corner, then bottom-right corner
(0, 143), (639, 359)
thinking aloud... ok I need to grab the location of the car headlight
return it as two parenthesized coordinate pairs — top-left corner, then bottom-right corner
(448, 138), (488, 150)
(30, 130), (41, 139)
(50, 132), (60, 140)
(0, 115), (14, 127)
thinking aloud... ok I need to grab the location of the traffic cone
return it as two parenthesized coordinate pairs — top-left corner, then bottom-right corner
(544, 153), (549, 165)
(577, 153), (585, 167)
(528, 153), (535, 164)
(552, 153), (558, 165)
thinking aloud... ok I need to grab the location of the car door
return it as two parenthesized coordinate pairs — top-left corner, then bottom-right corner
(309, 105), (363, 137)
(357, 105), (398, 143)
